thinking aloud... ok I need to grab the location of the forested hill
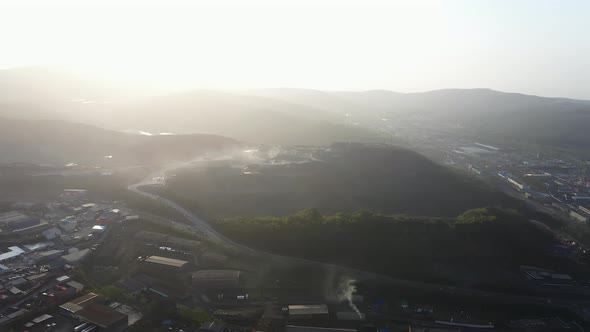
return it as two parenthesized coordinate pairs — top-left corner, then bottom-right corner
(163, 143), (517, 218)
(217, 208), (559, 287)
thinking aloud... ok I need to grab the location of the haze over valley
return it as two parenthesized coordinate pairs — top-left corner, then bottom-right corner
(2, 1), (590, 331)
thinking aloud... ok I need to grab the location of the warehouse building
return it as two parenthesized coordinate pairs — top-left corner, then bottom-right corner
(77, 303), (128, 332)
(23, 241), (54, 252)
(66, 280), (85, 293)
(144, 255), (189, 271)
(42, 227), (62, 240)
(570, 210), (588, 223)
(507, 176), (528, 191)
(192, 270), (241, 289)
(135, 230), (203, 250)
(60, 248), (90, 265)
(29, 249), (63, 264)
(59, 218), (78, 233)
(288, 304), (329, 320)
(60, 189), (87, 203)
(0, 246), (25, 263)
(0, 211), (41, 232)
(59, 292), (102, 316)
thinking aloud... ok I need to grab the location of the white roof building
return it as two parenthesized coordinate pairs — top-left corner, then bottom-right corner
(0, 246), (25, 262)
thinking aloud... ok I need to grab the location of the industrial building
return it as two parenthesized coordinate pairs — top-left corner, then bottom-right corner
(29, 249), (63, 264)
(59, 218), (78, 232)
(60, 189), (87, 203)
(77, 303), (128, 332)
(135, 230), (203, 250)
(570, 210), (588, 223)
(59, 292), (102, 316)
(506, 176), (528, 191)
(0, 211), (41, 232)
(66, 280), (85, 293)
(288, 304), (329, 320)
(60, 248), (90, 265)
(520, 265), (574, 286)
(0, 246), (25, 263)
(42, 227), (62, 240)
(144, 255), (189, 271)
(192, 270), (241, 289)
(96, 209), (121, 225)
(92, 225), (106, 233)
(23, 241), (54, 252)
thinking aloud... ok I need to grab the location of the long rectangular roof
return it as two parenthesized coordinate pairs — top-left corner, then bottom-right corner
(0, 246), (25, 261)
(145, 255), (188, 268)
(288, 304), (329, 315)
(32, 314), (53, 323)
(77, 304), (127, 328)
(61, 248), (90, 262)
(60, 292), (100, 314)
(0, 211), (30, 223)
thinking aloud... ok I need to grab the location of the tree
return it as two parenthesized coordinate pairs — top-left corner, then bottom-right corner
(176, 305), (212, 325)
(456, 208), (497, 224)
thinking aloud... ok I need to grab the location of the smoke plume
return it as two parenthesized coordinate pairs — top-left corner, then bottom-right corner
(337, 278), (362, 319)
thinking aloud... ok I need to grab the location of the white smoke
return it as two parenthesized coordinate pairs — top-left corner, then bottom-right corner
(337, 278), (362, 319)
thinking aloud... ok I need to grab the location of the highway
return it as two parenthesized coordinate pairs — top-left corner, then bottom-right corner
(127, 171), (590, 311)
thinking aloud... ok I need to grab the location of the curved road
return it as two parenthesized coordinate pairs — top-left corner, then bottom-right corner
(128, 172), (590, 310)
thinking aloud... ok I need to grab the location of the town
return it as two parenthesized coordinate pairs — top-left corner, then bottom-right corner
(1, 173), (590, 332)
(376, 116), (590, 229)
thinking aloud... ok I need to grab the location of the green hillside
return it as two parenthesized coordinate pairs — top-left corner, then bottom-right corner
(217, 207), (559, 286)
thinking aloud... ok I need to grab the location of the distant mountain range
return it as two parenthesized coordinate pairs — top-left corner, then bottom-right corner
(0, 117), (239, 165)
(1, 67), (590, 151)
(248, 88), (590, 150)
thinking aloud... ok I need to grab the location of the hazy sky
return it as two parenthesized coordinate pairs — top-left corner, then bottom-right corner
(1, 0), (589, 99)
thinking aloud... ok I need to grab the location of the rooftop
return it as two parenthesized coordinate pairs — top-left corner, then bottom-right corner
(31, 314), (53, 324)
(0, 246), (25, 262)
(61, 248), (90, 262)
(60, 292), (100, 314)
(24, 241), (54, 251)
(66, 280), (85, 291)
(288, 304), (329, 315)
(144, 255), (188, 268)
(0, 211), (31, 224)
(63, 189), (87, 193)
(30, 249), (62, 259)
(77, 303), (128, 328)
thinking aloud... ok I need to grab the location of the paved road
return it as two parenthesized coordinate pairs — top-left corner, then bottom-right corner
(128, 172), (590, 311)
